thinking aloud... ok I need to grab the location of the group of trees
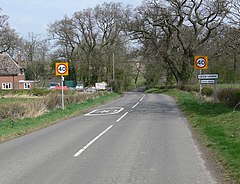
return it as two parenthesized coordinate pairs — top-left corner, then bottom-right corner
(48, 3), (133, 88)
(0, 0), (240, 89)
(127, 0), (238, 86)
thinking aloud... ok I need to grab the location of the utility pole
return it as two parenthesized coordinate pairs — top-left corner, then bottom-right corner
(113, 52), (115, 80)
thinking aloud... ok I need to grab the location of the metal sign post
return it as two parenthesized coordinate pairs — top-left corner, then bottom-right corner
(199, 69), (202, 96)
(56, 62), (69, 110)
(194, 56), (208, 96)
(61, 76), (64, 110)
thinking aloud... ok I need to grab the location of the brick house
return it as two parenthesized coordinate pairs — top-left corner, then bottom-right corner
(0, 52), (37, 89)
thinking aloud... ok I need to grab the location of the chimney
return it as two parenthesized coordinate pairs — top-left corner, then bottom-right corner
(18, 51), (21, 66)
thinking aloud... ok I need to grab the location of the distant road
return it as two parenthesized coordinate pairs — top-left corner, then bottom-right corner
(0, 92), (217, 184)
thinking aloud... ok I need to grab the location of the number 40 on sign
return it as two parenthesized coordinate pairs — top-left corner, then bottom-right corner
(55, 62), (69, 76)
(194, 56), (208, 70)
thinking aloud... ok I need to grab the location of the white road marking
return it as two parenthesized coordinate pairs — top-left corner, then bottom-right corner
(116, 112), (128, 122)
(140, 94), (145, 101)
(85, 109), (98, 115)
(132, 102), (139, 109)
(132, 94), (145, 108)
(76, 95), (144, 156)
(85, 107), (124, 116)
(74, 125), (113, 157)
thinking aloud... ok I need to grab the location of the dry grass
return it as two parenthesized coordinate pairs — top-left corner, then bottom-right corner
(0, 91), (108, 121)
(24, 99), (49, 118)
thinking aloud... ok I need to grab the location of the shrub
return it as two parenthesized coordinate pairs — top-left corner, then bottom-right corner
(145, 87), (160, 93)
(44, 93), (62, 110)
(24, 99), (48, 118)
(0, 103), (27, 120)
(217, 88), (240, 108)
(202, 86), (214, 96)
(109, 80), (122, 93)
(179, 85), (198, 92)
(30, 89), (50, 96)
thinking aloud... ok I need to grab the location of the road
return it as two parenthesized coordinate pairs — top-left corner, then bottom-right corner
(0, 92), (217, 184)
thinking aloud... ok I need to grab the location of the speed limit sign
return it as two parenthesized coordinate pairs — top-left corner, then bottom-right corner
(194, 56), (208, 70)
(55, 62), (69, 76)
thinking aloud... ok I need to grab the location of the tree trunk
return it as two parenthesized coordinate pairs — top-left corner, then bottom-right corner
(163, 56), (182, 87)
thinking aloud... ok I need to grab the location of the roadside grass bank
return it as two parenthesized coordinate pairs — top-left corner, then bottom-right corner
(0, 92), (121, 143)
(146, 88), (240, 183)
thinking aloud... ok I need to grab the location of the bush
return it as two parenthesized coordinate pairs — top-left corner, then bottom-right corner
(178, 85), (198, 92)
(202, 86), (214, 96)
(217, 88), (240, 108)
(44, 92), (104, 110)
(44, 93), (62, 110)
(24, 99), (48, 118)
(145, 87), (160, 93)
(0, 103), (27, 120)
(109, 80), (122, 93)
(30, 89), (50, 96)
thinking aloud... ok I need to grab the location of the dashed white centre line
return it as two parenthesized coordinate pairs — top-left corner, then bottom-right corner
(74, 125), (113, 157)
(116, 112), (128, 122)
(132, 102), (139, 109)
(132, 94), (145, 108)
(74, 94), (145, 157)
(140, 94), (145, 101)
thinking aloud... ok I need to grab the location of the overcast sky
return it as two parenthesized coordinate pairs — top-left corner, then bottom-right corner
(0, 0), (142, 37)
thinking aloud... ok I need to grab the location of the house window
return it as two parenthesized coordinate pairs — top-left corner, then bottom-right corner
(24, 83), (30, 89)
(2, 83), (12, 89)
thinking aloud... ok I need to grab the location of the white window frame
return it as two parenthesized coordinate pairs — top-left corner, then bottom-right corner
(2, 82), (12, 89)
(24, 82), (31, 89)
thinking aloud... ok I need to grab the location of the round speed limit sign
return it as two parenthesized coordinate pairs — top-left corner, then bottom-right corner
(194, 56), (208, 70)
(55, 62), (69, 76)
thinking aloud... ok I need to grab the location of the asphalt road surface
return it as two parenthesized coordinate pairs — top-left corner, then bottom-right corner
(0, 92), (217, 184)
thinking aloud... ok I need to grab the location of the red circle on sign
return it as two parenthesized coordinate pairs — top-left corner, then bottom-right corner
(196, 57), (206, 68)
(57, 63), (68, 75)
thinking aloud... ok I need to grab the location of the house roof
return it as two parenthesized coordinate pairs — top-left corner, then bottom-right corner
(0, 52), (20, 75)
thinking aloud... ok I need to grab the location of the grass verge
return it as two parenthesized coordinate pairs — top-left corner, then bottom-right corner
(147, 88), (240, 183)
(0, 92), (121, 143)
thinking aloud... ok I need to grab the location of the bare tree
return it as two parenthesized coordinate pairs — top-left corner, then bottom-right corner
(127, 0), (230, 86)
(0, 9), (20, 54)
(22, 32), (50, 62)
(48, 3), (131, 85)
(48, 16), (76, 59)
(228, 0), (240, 27)
(94, 2), (131, 83)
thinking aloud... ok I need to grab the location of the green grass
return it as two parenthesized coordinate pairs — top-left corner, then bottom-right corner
(0, 92), (121, 143)
(161, 89), (240, 183)
(0, 97), (33, 104)
(217, 83), (240, 89)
